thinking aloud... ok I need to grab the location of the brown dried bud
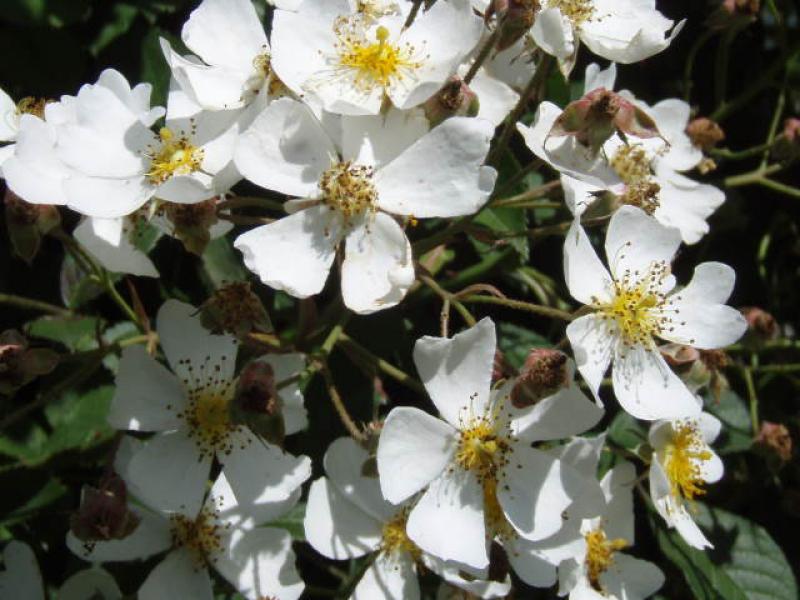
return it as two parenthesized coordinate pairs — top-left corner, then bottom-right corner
(511, 348), (569, 408)
(163, 198), (221, 255)
(232, 360), (286, 445)
(200, 282), (272, 338)
(549, 88), (662, 155)
(4, 189), (61, 264)
(740, 306), (779, 343)
(686, 117), (725, 152)
(754, 421), (792, 468)
(0, 329), (59, 395)
(70, 474), (140, 543)
(424, 77), (479, 127)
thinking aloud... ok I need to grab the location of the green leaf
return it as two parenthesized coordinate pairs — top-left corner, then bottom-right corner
(608, 410), (649, 450)
(496, 322), (551, 370)
(704, 390), (753, 454)
(26, 316), (101, 352)
(265, 502), (306, 541)
(201, 236), (248, 291)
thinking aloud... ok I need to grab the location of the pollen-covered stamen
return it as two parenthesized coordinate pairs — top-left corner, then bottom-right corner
(319, 161), (378, 223)
(663, 421), (712, 502)
(551, 0), (595, 26)
(145, 127), (204, 185)
(611, 144), (661, 214)
(584, 526), (628, 591)
(595, 260), (675, 348)
(169, 500), (230, 568)
(174, 355), (244, 460)
(380, 508), (421, 561)
(333, 18), (424, 94)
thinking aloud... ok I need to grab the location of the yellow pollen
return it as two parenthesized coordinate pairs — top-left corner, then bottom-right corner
(584, 527), (628, 591)
(551, 0), (595, 26)
(319, 161), (377, 222)
(663, 422), (712, 502)
(145, 127), (204, 185)
(334, 17), (423, 94)
(381, 509), (421, 560)
(611, 145), (660, 214)
(170, 505), (228, 568)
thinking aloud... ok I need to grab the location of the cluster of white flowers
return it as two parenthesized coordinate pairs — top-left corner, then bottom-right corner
(0, 0), (749, 598)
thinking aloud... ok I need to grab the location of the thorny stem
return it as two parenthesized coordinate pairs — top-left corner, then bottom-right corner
(0, 293), (72, 317)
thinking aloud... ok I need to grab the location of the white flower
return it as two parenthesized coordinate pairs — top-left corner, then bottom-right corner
(557, 462), (665, 600)
(233, 98), (496, 314)
(523, 62), (724, 244)
(648, 411), (723, 549)
(74, 217), (159, 278)
(564, 205), (747, 420)
(108, 299), (310, 514)
(271, 0), (483, 115)
(306, 437), (511, 599)
(160, 0), (278, 111)
(67, 471), (305, 600)
(376, 318), (605, 571)
(531, 0), (684, 76)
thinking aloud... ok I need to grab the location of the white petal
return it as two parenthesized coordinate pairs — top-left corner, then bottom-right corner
(214, 527), (304, 600)
(660, 262), (747, 349)
(341, 214), (414, 314)
(564, 219), (614, 305)
(64, 175), (153, 219)
(0, 542), (43, 600)
(413, 317), (496, 428)
(374, 117), (496, 218)
(234, 98), (335, 197)
(406, 468), (488, 570)
(59, 567), (122, 600)
(108, 345), (185, 431)
(74, 218), (158, 278)
(377, 407), (457, 504)
(304, 478), (382, 559)
(612, 344), (700, 420)
(353, 552), (420, 600)
(604, 205), (681, 282)
(234, 205), (340, 298)
(66, 508), (171, 563)
(566, 314), (614, 402)
(139, 549), (213, 600)
(120, 430), (210, 516)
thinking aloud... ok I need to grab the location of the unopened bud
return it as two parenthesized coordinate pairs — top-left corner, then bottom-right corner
(0, 329), (59, 395)
(686, 117), (725, 152)
(740, 306), (779, 344)
(200, 282), (272, 338)
(485, 0), (539, 52)
(232, 360), (285, 445)
(4, 189), (61, 264)
(549, 88), (661, 155)
(754, 421), (792, 469)
(163, 198), (220, 255)
(424, 77), (479, 127)
(70, 474), (140, 543)
(511, 348), (569, 408)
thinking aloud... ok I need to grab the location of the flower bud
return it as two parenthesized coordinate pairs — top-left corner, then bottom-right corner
(754, 421), (792, 470)
(70, 474), (140, 543)
(200, 282), (272, 338)
(163, 197), (220, 255)
(231, 360), (286, 445)
(686, 117), (725, 152)
(485, 0), (539, 52)
(423, 76), (479, 127)
(740, 306), (779, 344)
(0, 330), (59, 395)
(548, 88), (662, 155)
(4, 189), (61, 264)
(511, 348), (569, 408)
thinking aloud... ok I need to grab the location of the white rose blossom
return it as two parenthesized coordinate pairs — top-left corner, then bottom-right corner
(563, 205), (747, 420)
(270, 0), (483, 115)
(233, 97), (496, 314)
(648, 410), (723, 549)
(376, 318), (605, 572)
(67, 470), (305, 600)
(108, 299), (310, 514)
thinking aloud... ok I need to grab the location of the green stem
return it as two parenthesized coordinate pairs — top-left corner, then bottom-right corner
(458, 294), (572, 321)
(0, 293), (72, 317)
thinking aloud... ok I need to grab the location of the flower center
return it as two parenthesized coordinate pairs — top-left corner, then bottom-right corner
(170, 505), (227, 568)
(550, 0), (595, 26)
(611, 145), (660, 214)
(663, 421), (712, 502)
(319, 161), (378, 222)
(146, 127), (204, 185)
(584, 527), (628, 591)
(334, 19), (423, 94)
(596, 262), (671, 347)
(381, 509), (421, 560)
